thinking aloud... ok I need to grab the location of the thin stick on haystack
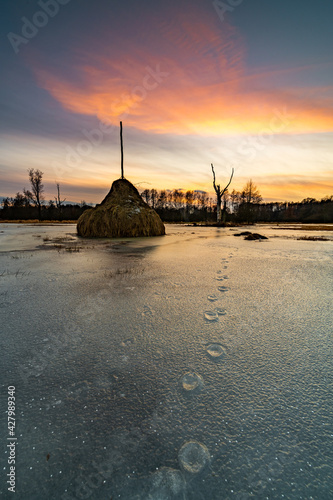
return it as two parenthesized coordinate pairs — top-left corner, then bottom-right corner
(120, 121), (124, 179)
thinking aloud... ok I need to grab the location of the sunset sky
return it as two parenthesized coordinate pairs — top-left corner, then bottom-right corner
(1, 0), (333, 203)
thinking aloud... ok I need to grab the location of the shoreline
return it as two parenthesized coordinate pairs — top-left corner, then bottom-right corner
(1, 220), (333, 231)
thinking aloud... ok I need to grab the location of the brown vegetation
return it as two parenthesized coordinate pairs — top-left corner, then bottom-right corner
(77, 178), (165, 238)
(297, 235), (329, 241)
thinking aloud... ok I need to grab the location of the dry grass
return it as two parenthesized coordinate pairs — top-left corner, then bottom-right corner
(299, 225), (333, 231)
(297, 235), (329, 241)
(51, 242), (82, 252)
(77, 178), (165, 238)
(273, 224), (333, 231)
(64, 245), (82, 252)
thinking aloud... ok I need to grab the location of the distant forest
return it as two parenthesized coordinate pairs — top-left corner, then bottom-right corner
(140, 188), (333, 224)
(1, 187), (333, 223)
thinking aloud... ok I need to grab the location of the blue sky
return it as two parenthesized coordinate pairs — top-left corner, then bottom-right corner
(1, 0), (333, 203)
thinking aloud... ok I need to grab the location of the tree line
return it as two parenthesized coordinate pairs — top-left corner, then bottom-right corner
(1, 169), (90, 221)
(1, 169), (332, 223)
(141, 184), (333, 223)
(140, 179), (264, 223)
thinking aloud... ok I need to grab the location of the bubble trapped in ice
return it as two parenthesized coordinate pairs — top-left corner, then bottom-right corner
(180, 372), (204, 393)
(204, 310), (219, 322)
(214, 307), (227, 316)
(206, 343), (226, 361)
(178, 441), (210, 474)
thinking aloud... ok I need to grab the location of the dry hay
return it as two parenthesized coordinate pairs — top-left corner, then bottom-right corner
(77, 178), (165, 238)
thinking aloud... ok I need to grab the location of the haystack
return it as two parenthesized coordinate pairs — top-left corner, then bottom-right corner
(77, 178), (165, 238)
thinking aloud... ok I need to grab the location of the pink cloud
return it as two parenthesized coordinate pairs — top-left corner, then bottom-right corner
(32, 6), (333, 136)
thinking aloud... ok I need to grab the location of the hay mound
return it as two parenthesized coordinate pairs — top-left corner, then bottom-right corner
(77, 178), (165, 238)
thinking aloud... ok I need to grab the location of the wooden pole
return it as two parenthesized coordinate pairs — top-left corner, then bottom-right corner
(120, 121), (124, 179)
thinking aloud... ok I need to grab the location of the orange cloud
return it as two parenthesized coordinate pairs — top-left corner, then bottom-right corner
(33, 8), (333, 137)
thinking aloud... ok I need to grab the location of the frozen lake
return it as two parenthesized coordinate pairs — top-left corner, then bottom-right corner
(1, 223), (332, 499)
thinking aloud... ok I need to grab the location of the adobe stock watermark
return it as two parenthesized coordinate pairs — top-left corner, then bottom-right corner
(213, 0), (244, 23)
(7, 0), (71, 55)
(238, 107), (295, 159)
(52, 64), (169, 180)
(221, 106), (295, 177)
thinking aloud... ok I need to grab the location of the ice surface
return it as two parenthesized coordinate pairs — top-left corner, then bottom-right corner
(0, 223), (333, 499)
(148, 467), (185, 499)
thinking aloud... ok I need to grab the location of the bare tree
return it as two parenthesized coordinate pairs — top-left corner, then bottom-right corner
(150, 189), (158, 209)
(185, 190), (194, 211)
(196, 191), (209, 209)
(24, 168), (44, 220)
(238, 180), (262, 223)
(172, 189), (184, 210)
(230, 189), (240, 214)
(222, 191), (229, 221)
(13, 192), (27, 208)
(243, 179), (262, 204)
(54, 183), (66, 220)
(211, 164), (234, 223)
(157, 190), (167, 209)
(142, 189), (151, 204)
